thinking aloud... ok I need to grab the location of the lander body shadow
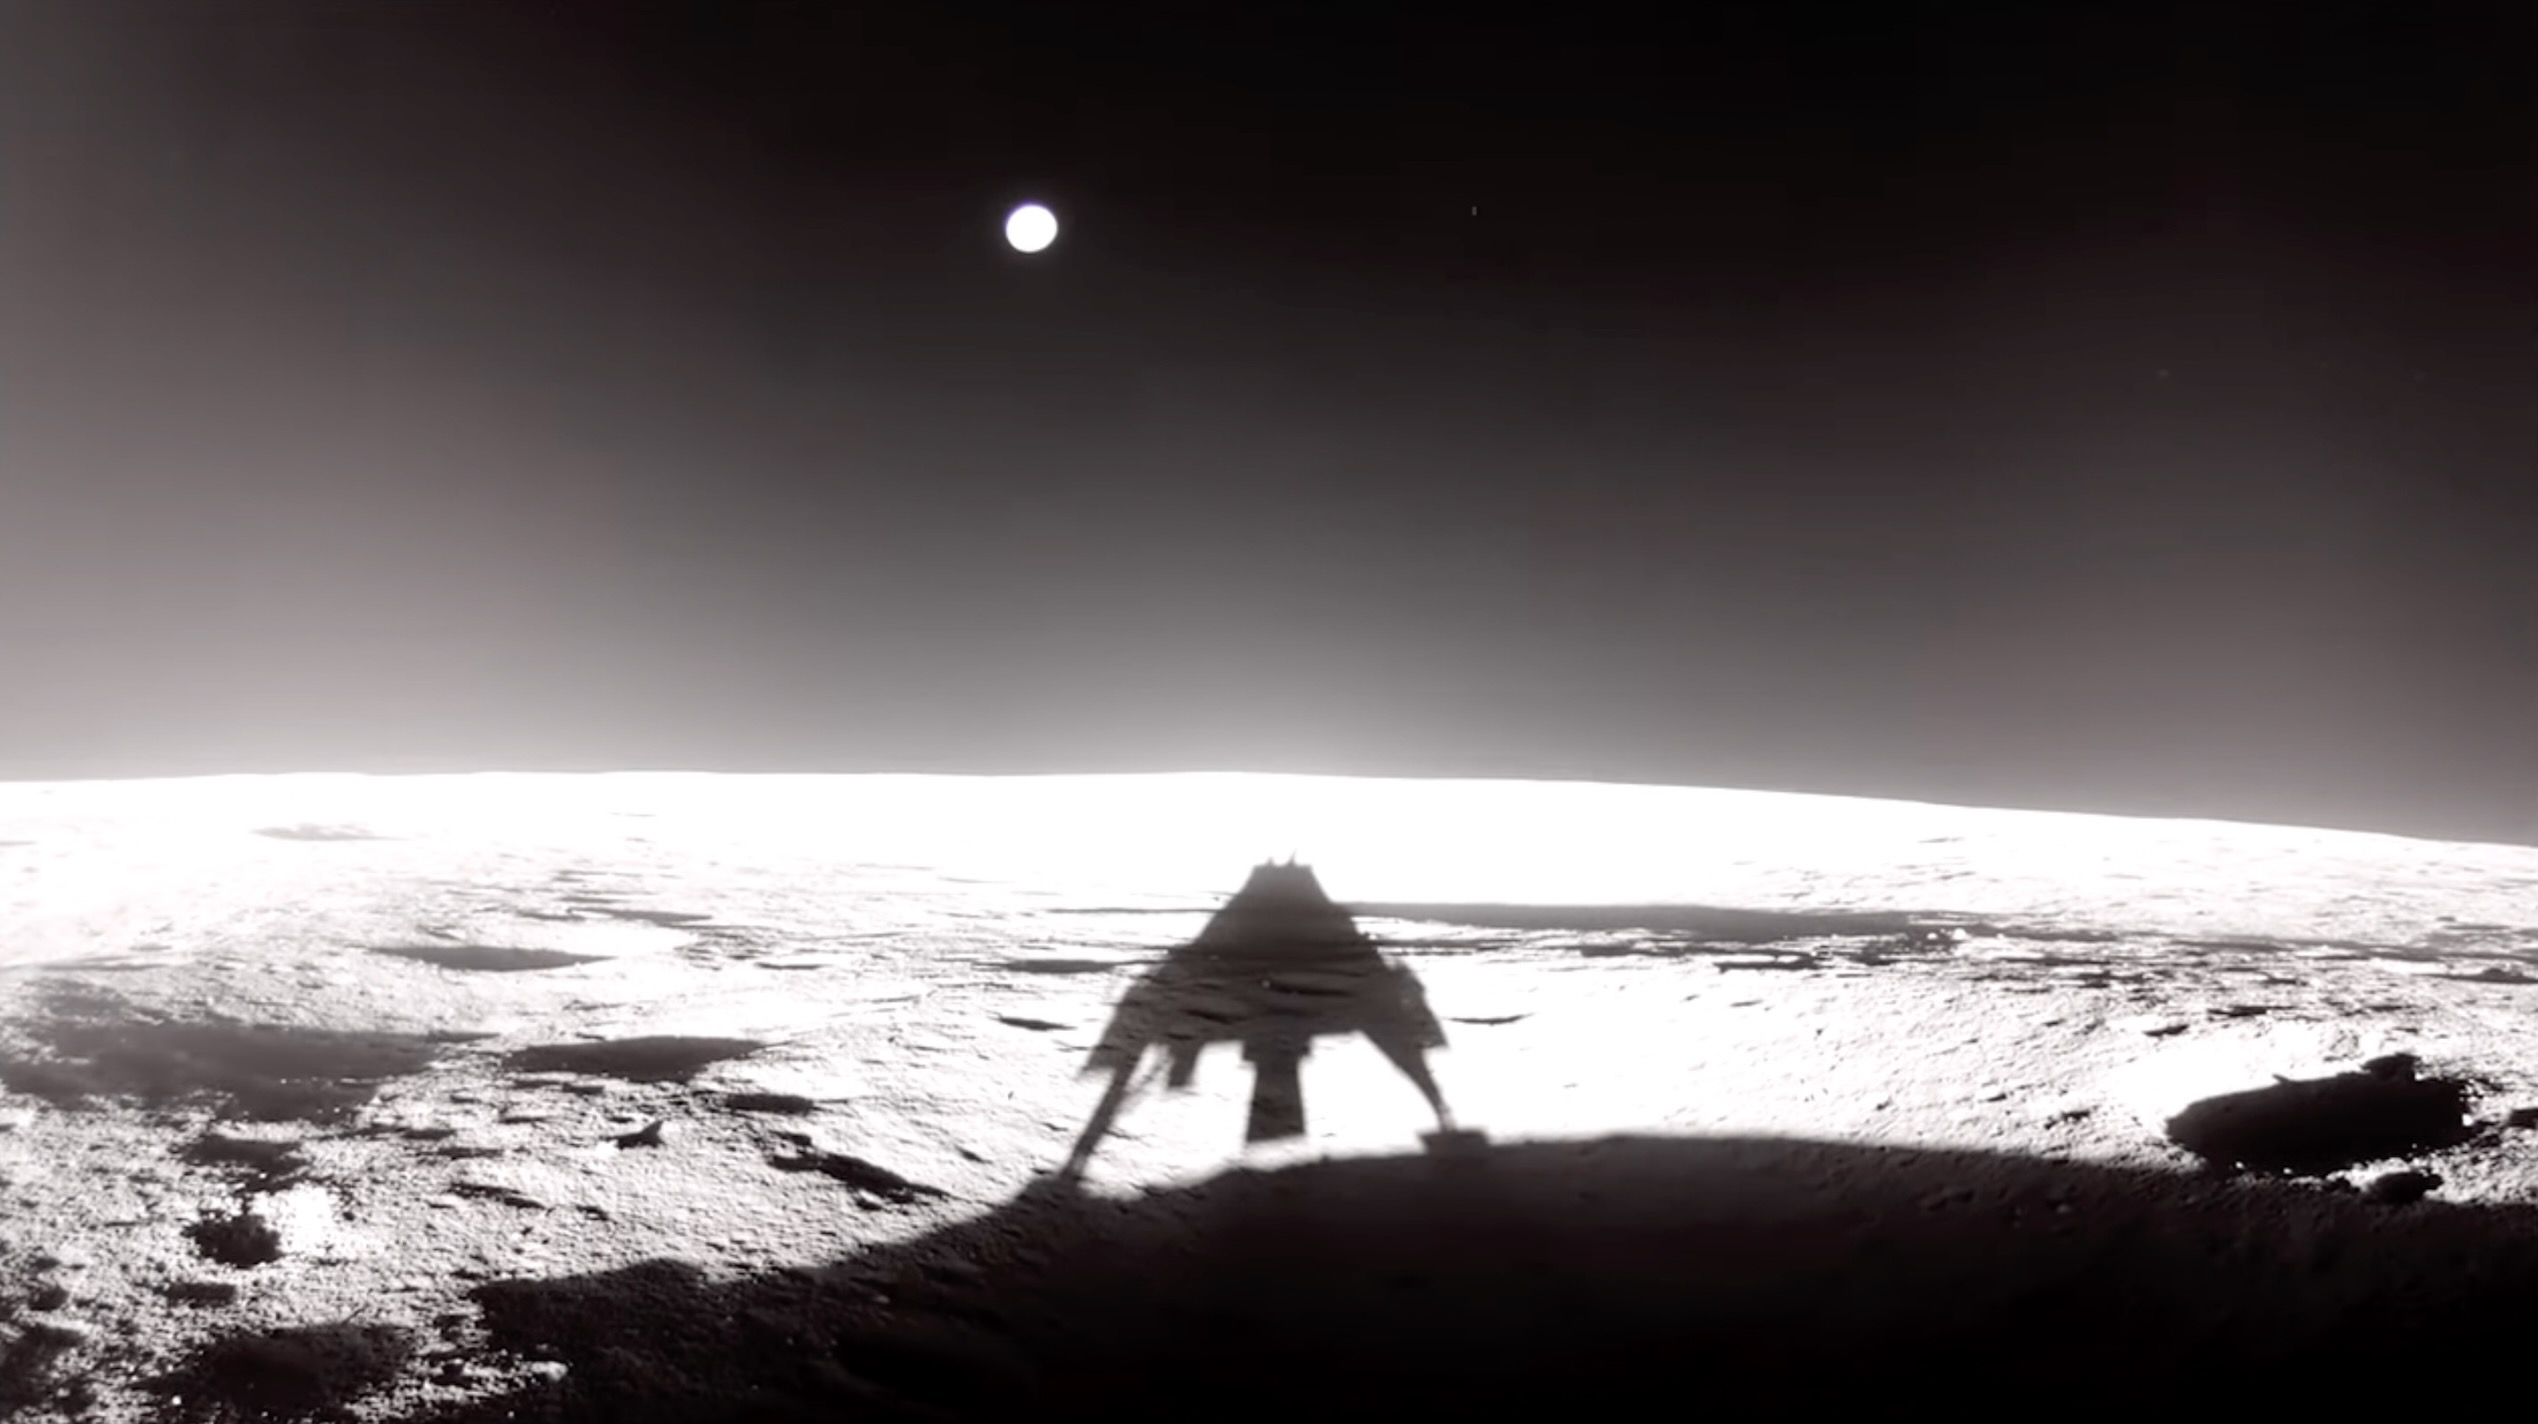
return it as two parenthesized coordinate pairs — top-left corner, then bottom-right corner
(1058, 859), (1461, 1179)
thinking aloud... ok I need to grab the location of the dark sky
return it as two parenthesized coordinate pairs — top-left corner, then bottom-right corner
(2, 2), (2531, 843)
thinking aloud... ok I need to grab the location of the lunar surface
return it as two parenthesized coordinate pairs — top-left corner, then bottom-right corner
(6, 771), (2538, 1417)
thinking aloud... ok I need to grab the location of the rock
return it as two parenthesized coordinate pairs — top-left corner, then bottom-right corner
(2113, 1014), (2189, 1038)
(2506, 1106), (2538, 1130)
(613, 1120), (667, 1149)
(2365, 1169), (2440, 1205)
(2362, 1053), (2420, 1081)
(27, 1281), (70, 1311)
(22, 1317), (93, 1348)
(523, 1360), (569, 1383)
(166, 1279), (241, 1307)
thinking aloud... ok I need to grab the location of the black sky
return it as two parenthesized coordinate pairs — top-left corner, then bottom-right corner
(1, 2), (2530, 843)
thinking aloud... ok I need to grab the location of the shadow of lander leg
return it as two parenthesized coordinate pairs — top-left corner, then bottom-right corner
(1243, 1041), (1308, 1144)
(1366, 1025), (1456, 1132)
(1062, 1056), (1143, 1178)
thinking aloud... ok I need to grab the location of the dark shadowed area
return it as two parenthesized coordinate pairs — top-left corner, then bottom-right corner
(302, 1131), (2538, 1422)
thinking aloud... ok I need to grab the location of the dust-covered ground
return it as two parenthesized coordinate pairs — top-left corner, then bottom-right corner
(6, 773), (2538, 1418)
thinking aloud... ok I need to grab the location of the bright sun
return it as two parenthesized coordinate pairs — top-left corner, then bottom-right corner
(1004, 202), (1059, 253)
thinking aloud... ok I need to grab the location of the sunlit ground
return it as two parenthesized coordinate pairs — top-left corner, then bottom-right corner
(8, 770), (2538, 1419)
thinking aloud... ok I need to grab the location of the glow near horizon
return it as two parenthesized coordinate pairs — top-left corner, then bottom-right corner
(5, 769), (2465, 916)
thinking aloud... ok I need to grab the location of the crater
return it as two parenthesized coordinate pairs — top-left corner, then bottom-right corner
(2165, 1057), (2479, 1175)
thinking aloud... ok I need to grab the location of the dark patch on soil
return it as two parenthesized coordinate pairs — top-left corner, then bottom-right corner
(181, 1134), (310, 1190)
(0, 1319), (80, 1418)
(555, 895), (717, 928)
(725, 1092), (819, 1116)
(165, 1279), (241, 1307)
(371, 943), (609, 972)
(2166, 1057), (2479, 1174)
(452, 1181), (547, 1209)
(0, 989), (450, 1124)
(151, 1323), (413, 1421)
(2455, 965), (2537, 984)
(505, 1036), (766, 1083)
(189, 1211), (284, 1266)
(1347, 902), (2008, 947)
(253, 824), (387, 842)
(768, 1149), (949, 1207)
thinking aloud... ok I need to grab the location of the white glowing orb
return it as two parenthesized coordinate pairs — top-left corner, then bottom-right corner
(1004, 203), (1059, 253)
